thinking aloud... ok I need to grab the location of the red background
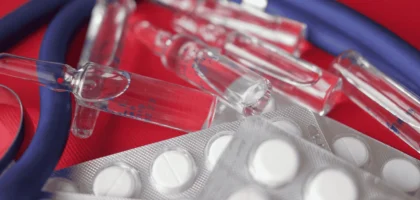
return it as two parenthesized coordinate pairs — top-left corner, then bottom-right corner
(1, 0), (420, 170)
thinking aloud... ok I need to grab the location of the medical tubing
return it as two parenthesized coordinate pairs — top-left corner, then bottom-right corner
(259, 0), (420, 95)
(0, 0), (71, 52)
(0, 0), (95, 199)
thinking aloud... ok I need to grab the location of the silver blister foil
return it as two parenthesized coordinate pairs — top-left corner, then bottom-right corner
(47, 105), (419, 199)
(47, 105), (328, 199)
(315, 115), (420, 197)
(198, 117), (417, 200)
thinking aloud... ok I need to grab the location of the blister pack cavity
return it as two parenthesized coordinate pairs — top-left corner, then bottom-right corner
(198, 117), (417, 200)
(315, 115), (420, 197)
(46, 105), (328, 199)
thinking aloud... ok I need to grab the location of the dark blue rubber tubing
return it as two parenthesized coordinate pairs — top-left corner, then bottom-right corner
(0, 0), (95, 199)
(0, 0), (71, 52)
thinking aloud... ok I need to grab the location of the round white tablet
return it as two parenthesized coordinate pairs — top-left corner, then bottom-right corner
(249, 139), (300, 187)
(227, 187), (268, 200)
(272, 120), (302, 137)
(243, 0), (268, 10)
(151, 149), (197, 194)
(332, 137), (369, 167)
(304, 168), (358, 200)
(205, 132), (233, 169)
(382, 158), (420, 192)
(43, 177), (79, 193)
(93, 164), (141, 198)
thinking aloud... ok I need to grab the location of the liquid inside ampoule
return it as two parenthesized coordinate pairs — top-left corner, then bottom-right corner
(161, 35), (271, 115)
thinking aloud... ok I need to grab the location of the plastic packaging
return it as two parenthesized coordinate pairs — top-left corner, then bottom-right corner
(47, 105), (420, 199)
(198, 117), (416, 200)
(315, 114), (420, 197)
(0, 53), (217, 132)
(46, 105), (331, 199)
(47, 104), (420, 198)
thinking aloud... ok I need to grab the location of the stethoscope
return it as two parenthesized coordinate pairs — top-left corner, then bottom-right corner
(0, 0), (95, 199)
(0, 0), (420, 199)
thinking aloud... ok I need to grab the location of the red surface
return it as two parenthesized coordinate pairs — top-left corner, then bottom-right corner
(0, 0), (420, 170)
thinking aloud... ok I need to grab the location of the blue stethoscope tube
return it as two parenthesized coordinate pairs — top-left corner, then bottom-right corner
(0, 0), (95, 199)
(230, 0), (420, 96)
(0, 0), (418, 198)
(0, 0), (71, 52)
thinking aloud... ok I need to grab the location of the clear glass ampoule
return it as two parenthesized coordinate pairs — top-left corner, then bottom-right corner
(0, 53), (217, 132)
(154, 0), (306, 56)
(72, 0), (136, 138)
(173, 14), (342, 115)
(224, 33), (342, 115)
(133, 21), (271, 116)
(331, 50), (420, 152)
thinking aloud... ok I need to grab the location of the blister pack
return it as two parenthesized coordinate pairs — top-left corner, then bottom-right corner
(262, 89), (420, 198)
(47, 105), (330, 199)
(198, 116), (417, 200)
(262, 106), (331, 151)
(314, 115), (420, 197)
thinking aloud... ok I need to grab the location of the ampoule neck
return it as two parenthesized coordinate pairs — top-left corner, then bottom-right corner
(66, 68), (84, 92)
(0, 53), (77, 93)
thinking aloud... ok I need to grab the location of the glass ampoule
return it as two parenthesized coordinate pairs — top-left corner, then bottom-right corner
(0, 53), (217, 132)
(133, 21), (272, 116)
(331, 50), (420, 152)
(154, 0), (306, 56)
(173, 14), (342, 115)
(72, 0), (136, 138)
